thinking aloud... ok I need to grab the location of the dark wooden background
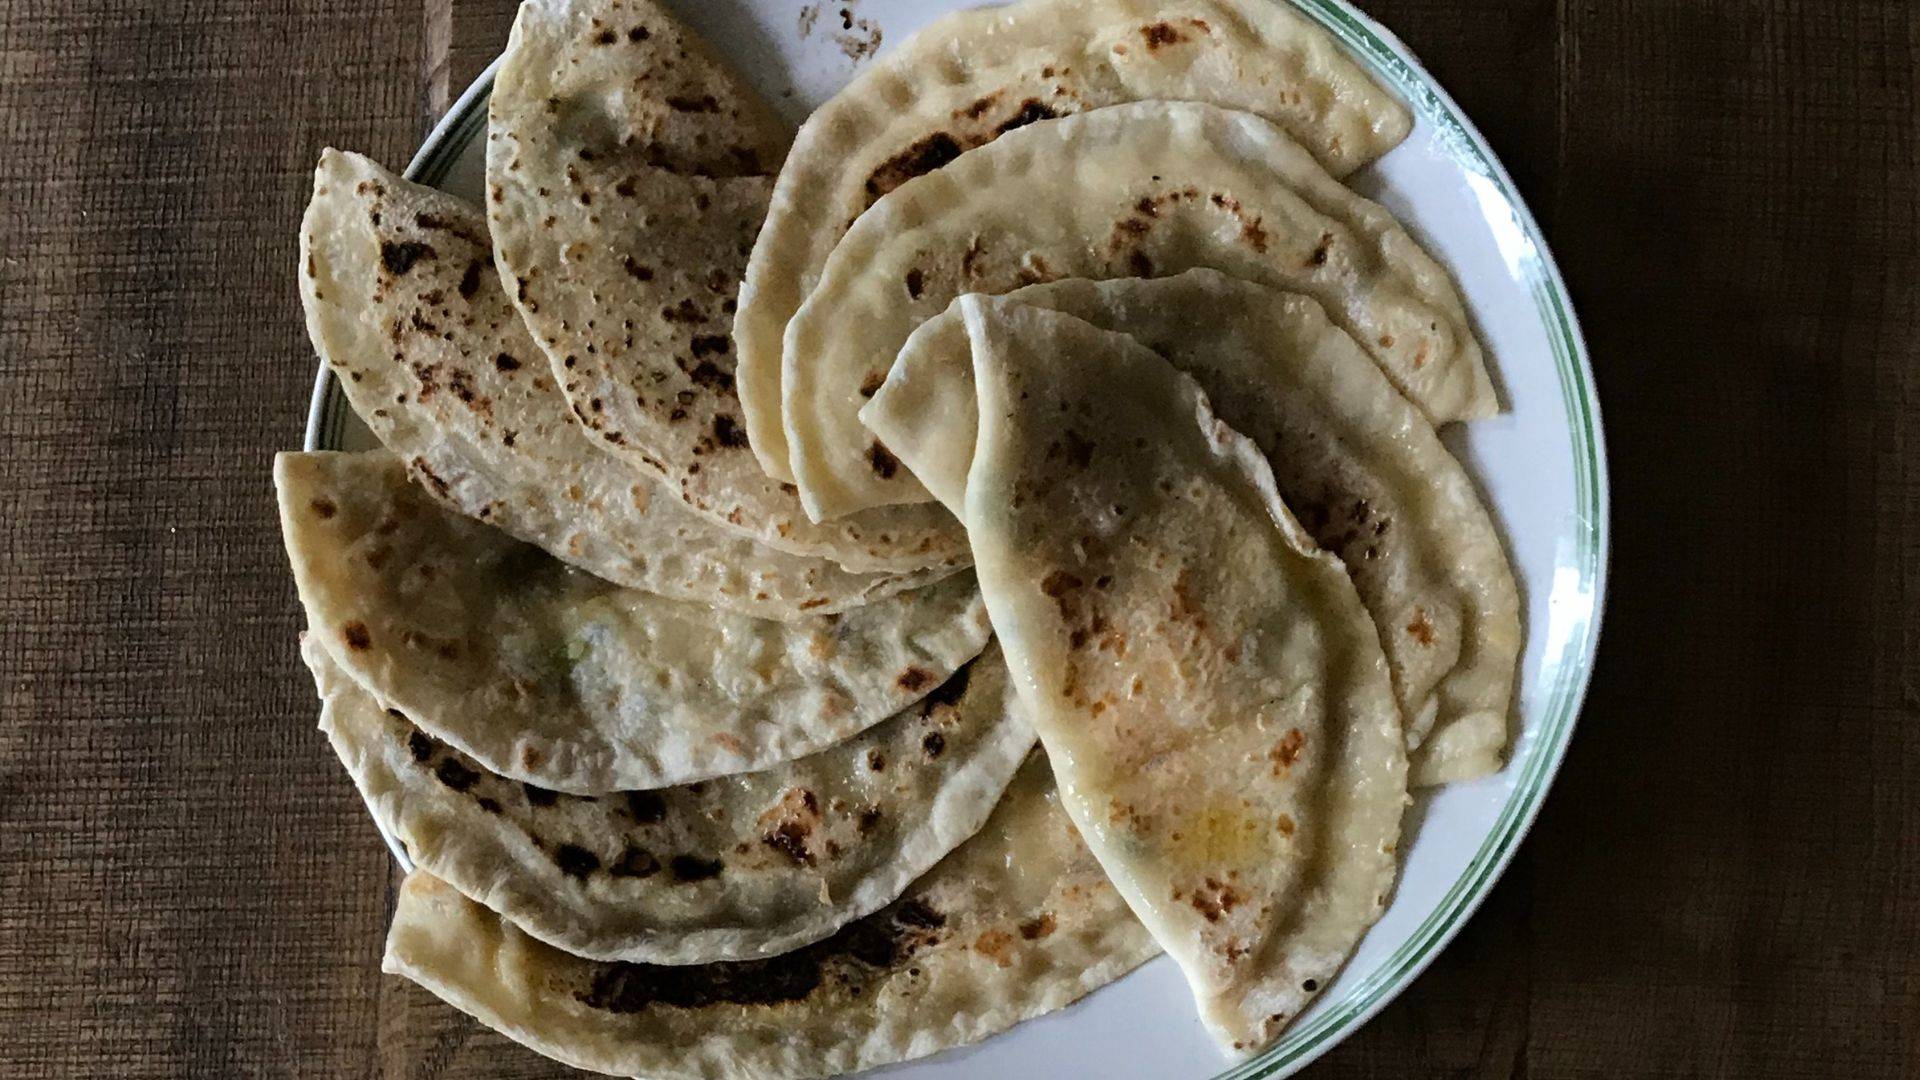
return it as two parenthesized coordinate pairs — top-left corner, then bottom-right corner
(3, 0), (1915, 1075)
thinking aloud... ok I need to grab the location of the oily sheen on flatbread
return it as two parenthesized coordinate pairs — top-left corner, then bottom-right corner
(783, 101), (1495, 520)
(735, 0), (1412, 482)
(865, 271), (1518, 783)
(276, 450), (989, 794)
(300, 148), (938, 620)
(306, 634), (1033, 964)
(487, 0), (966, 573)
(945, 296), (1407, 1056)
(383, 755), (1160, 1080)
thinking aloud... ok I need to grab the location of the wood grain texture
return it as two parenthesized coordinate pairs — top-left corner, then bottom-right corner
(424, 0), (520, 118)
(1313, 1), (1920, 1077)
(0, 0), (1915, 1077)
(0, 0), (425, 1076)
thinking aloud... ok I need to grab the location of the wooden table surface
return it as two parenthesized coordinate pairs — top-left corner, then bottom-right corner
(4, 0), (1916, 1076)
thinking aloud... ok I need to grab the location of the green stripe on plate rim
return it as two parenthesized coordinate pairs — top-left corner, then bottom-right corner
(305, 3), (1608, 1075)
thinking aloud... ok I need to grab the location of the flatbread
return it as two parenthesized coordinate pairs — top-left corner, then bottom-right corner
(306, 634), (1033, 964)
(737, 0), (1413, 481)
(488, 0), (966, 573)
(865, 271), (1517, 783)
(948, 295), (1407, 1055)
(300, 148), (939, 620)
(384, 755), (1160, 1079)
(490, 0), (789, 179)
(276, 450), (989, 794)
(782, 100), (1495, 520)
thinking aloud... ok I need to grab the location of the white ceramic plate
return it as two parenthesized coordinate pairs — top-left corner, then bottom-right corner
(305, 2), (1608, 1075)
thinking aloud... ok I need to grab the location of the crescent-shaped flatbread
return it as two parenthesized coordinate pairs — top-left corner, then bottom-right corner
(276, 450), (989, 794)
(737, 0), (1412, 481)
(306, 634), (1033, 964)
(944, 295), (1407, 1055)
(865, 271), (1517, 783)
(783, 101), (1494, 520)
(383, 755), (1159, 1079)
(487, 0), (966, 573)
(301, 149), (941, 619)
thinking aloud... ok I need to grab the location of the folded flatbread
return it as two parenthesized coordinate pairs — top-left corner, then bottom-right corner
(301, 148), (939, 620)
(941, 295), (1407, 1056)
(307, 634), (1032, 964)
(866, 271), (1517, 783)
(276, 450), (989, 794)
(383, 755), (1160, 1078)
(488, 0), (965, 573)
(783, 100), (1494, 520)
(737, 0), (1412, 483)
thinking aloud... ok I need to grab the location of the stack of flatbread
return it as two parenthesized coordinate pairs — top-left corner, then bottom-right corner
(280, 0), (1522, 1073)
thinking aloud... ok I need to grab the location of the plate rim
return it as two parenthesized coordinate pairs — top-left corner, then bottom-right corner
(300, 2), (1610, 1075)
